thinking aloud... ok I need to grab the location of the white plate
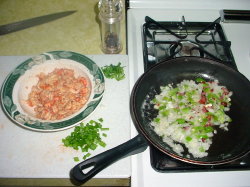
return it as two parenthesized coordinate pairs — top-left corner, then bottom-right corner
(1, 51), (105, 132)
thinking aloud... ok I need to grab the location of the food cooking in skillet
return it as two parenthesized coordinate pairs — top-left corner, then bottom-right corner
(151, 78), (232, 158)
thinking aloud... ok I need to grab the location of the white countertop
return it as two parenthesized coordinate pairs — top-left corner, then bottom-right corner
(0, 55), (131, 179)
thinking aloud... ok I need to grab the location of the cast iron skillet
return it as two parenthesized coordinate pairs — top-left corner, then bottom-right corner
(71, 57), (250, 184)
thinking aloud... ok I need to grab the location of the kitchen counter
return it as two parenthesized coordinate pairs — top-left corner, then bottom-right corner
(0, 0), (126, 55)
(0, 55), (131, 187)
(0, 0), (129, 186)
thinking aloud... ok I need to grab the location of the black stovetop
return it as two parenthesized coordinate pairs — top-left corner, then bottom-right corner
(142, 16), (250, 172)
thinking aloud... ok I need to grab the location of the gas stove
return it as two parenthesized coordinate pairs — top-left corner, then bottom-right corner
(127, 1), (250, 187)
(142, 16), (250, 172)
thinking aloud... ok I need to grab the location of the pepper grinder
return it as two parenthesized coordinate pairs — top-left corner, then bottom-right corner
(98, 0), (123, 54)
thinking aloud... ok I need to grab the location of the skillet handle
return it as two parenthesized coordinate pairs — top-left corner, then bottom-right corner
(70, 134), (148, 185)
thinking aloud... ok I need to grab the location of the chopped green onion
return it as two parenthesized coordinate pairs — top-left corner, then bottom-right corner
(173, 108), (180, 113)
(178, 95), (183, 100)
(195, 77), (206, 83)
(62, 119), (109, 161)
(182, 107), (191, 113)
(179, 102), (185, 106)
(153, 118), (161, 123)
(98, 141), (107, 147)
(89, 144), (98, 150)
(199, 147), (205, 152)
(160, 110), (170, 117)
(200, 118), (208, 126)
(83, 153), (91, 160)
(163, 96), (170, 101)
(74, 157), (80, 162)
(152, 98), (157, 103)
(159, 105), (166, 110)
(205, 126), (214, 133)
(185, 136), (192, 142)
(196, 134), (208, 140)
(101, 62), (125, 81)
(203, 87), (210, 93)
(169, 88), (179, 96)
(101, 128), (109, 131)
(176, 118), (186, 124)
(192, 126), (205, 133)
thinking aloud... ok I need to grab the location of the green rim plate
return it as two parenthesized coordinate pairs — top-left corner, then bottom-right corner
(1, 51), (105, 132)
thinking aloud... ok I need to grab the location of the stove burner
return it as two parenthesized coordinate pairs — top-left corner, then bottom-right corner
(169, 41), (204, 57)
(143, 16), (237, 70)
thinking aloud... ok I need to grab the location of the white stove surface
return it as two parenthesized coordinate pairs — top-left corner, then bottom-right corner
(127, 7), (250, 187)
(129, 0), (250, 10)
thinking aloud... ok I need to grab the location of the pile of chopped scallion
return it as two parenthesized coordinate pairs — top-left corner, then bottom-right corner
(62, 118), (109, 161)
(101, 62), (125, 81)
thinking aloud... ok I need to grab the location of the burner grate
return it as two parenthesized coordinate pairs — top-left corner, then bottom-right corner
(143, 17), (237, 70)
